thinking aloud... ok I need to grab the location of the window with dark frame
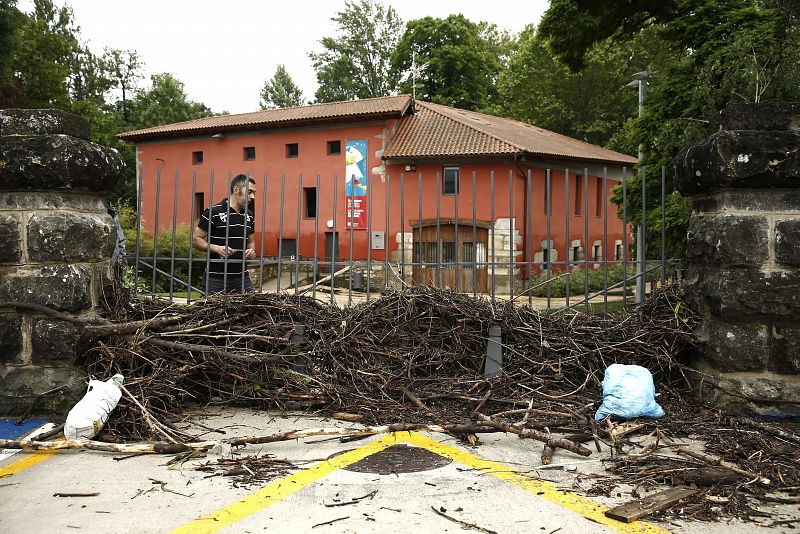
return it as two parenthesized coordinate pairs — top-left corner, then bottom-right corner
(304, 187), (317, 218)
(616, 243), (623, 261)
(192, 151), (203, 165)
(594, 244), (601, 261)
(194, 192), (205, 219)
(442, 166), (459, 195)
(244, 146), (256, 161)
(574, 175), (582, 215)
(327, 140), (341, 155)
(596, 177), (603, 217)
(286, 143), (299, 158)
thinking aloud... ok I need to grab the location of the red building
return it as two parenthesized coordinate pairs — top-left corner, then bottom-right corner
(119, 95), (637, 292)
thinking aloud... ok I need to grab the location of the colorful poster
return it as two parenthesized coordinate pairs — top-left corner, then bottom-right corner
(345, 139), (368, 230)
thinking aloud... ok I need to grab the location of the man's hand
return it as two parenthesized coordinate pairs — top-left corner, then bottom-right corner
(214, 244), (236, 256)
(245, 248), (257, 259)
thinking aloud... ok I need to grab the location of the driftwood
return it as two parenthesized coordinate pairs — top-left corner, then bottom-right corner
(474, 413), (592, 457)
(676, 447), (770, 486)
(605, 487), (699, 523)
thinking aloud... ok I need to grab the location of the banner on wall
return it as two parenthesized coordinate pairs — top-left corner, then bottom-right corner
(345, 139), (368, 230)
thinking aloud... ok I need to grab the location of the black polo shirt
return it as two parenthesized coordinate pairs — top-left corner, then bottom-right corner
(198, 198), (254, 275)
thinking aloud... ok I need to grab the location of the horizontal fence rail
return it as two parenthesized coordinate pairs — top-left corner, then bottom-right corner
(129, 166), (679, 311)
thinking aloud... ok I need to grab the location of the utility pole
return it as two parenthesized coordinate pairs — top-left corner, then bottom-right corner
(625, 69), (650, 303)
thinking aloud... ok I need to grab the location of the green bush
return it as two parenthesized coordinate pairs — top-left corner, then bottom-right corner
(529, 266), (631, 298)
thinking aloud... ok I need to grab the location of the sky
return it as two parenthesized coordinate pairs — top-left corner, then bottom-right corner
(20, 0), (550, 114)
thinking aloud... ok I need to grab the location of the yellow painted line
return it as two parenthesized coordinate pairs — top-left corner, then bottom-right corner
(0, 450), (59, 479)
(403, 432), (670, 534)
(174, 431), (670, 534)
(170, 433), (401, 534)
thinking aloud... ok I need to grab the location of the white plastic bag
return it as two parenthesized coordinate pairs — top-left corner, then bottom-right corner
(64, 374), (124, 440)
(595, 364), (664, 421)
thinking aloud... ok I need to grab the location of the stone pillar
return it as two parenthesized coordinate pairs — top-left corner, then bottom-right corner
(675, 102), (800, 418)
(0, 109), (124, 415)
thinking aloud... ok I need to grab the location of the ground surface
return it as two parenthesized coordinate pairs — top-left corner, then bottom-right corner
(1, 409), (797, 534)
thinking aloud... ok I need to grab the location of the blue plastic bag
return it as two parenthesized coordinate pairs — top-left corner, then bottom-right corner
(595, 364), (665, 421)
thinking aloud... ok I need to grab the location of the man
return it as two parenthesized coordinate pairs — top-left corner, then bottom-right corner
(193, 174), (257, 294)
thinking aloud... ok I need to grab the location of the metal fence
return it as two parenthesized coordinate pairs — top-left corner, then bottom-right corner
(129, 166), (677, 312)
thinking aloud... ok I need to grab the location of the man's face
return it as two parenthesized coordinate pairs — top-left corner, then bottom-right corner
(234, 183), (256, 207)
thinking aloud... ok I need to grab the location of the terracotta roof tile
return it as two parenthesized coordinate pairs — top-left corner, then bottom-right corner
(117, 95), (413, 141)
(384, 101), (638, 165)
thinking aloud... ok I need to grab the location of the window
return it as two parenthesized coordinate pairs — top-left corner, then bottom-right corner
(441, 242), (457, 265)
(573, 246), (581, 262)
(442, 166), (459, 195)
(286, 143), (299, 158)
(192, 151), (203, 165)
(615, 243), (623, 261)
(304, 187), (317, 218)
(194, 192), (205, 219)
(244, 146), (256, 161)
(574, 175), (582, 215)
(596, 177), (603, 217)
(327, 140), (341, 155)
(542, 248), (550, 265)
(279, 239), (297, 257)
(594, 244), (601, 261)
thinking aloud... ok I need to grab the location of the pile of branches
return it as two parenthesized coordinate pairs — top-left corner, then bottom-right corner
(77, 284), (800, 522)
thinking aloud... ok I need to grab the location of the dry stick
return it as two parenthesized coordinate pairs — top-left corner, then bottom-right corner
(430, 506), (497, 534)
(118, 383), (180, 444)
(541, 443), (556, 465)
(129, 336), (293, 364)
(738, 418), (800, 447)
(0, 438), (213, 454)
(471, 389), (492, 418)
(474, 413), (592, 457)
(82, 316), (184, 337)
(397, 386), (431, 414)
(675, 447), (770, 486)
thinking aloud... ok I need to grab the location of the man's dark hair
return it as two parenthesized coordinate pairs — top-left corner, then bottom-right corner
(231, 174), (257, 193)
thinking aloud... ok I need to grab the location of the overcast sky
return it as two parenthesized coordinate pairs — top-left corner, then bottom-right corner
(20, 0), (549, 114)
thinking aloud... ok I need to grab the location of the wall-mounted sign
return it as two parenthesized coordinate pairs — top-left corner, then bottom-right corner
(345, 139), (367, 230)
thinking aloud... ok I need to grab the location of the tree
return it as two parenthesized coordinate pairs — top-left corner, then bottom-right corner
(104, 48), (143, 121)
(390, 15), (504, 111)
(309, 0), (402, 102)
(260, 64), (303, 109)
(128, 73), (213, 128)
(0, 0), (24, 90)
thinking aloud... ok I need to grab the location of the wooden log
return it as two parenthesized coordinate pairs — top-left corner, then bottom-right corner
(676, 447), (770, 485)
(541, 443), (555, 465)
(297, 266), (350, 295)
(0, 438), (213, 454)
(474, 413), (592, 457)
(605, 487), (699, 523)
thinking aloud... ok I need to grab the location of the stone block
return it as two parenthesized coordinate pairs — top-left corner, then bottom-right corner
(0, 191), (108, 211)
(0, 265), (91, 311)
(0, 108), (90, 139)
(675, 129), (800, 195)
(704, 319), (770, 372)
(0, 365), (84, 416)
(0, 134), (124, 193)
(0, 316), (23, 363)
(31, 319), (81, 363)
(0, 214), (21, 263)
(711, 102), (800, 132)
(770, 326), (800, 374)
(27, 212), (116, 262)
(686, 214), (768, 267)
(775, 219), (800, 267)
(684, 266), (800, 321)
(692, 190), (800, 213)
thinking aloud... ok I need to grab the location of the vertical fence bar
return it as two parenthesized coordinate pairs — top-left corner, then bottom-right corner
(583, 169), (589, 309)
(312, 173), (320, 302)
(400, 173), (405, 294)
(204, 171), (215, 296)
(331, 175), (338, 305)
(187, 171), (197, 303)
(385, 174), (391, 293)
(454, 172), (459, 293)
(509, 169), (514, 301)
(133, 169), (143, 296)
(622, 167), (628, 310)
(661, 166), (666, 286)
(564, 168), (570, 309)
(241, 176), (250, 294)
(526, 169), (532, 306)
(258, 172), (267, 292)
(546, 169), (551, 308)
(472, 170), (477, 298)
(348, 175), (354, 307)
(490, 170), (495, 302)
(435, 171), (441, 289)
(418, 173), (423, 288)
(603, 167), (608, 313)
(222, 172), (233, 292)
(276, 172), (285, 293)
(641, 166), (647, 300)
(168, 170), (179, 301)
(151, 169), (161, 296)
(295, 173), (302, 296)
(367, 173), (373, 301)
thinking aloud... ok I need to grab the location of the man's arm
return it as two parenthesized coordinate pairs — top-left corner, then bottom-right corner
(245, 236), (256, 259)
(193, 227), (234, 256)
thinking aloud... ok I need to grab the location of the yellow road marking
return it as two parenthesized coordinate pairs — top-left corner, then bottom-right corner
(0, 450), (59, 479)
(170, 433), (401, 534)
(173, 431), (670, 534)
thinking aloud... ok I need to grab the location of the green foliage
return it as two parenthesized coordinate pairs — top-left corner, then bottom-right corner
(260, 64), (304, 109)
(310, 0), (402, 103)
(127, 72), (213, 128)
(391, 14), (504, 111)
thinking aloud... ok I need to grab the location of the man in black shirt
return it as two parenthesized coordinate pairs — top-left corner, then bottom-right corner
(193, 174), (257, 293)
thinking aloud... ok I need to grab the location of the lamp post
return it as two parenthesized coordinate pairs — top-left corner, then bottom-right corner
(625, 68), (650, 303)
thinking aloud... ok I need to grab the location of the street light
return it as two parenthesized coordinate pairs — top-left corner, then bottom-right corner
(625, 68), (650, 303)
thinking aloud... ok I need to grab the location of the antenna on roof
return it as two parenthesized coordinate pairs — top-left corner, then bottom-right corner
(411, 49), (425, 102)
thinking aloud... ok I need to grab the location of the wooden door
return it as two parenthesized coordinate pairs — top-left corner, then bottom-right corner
(412, 222), (488, 292)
